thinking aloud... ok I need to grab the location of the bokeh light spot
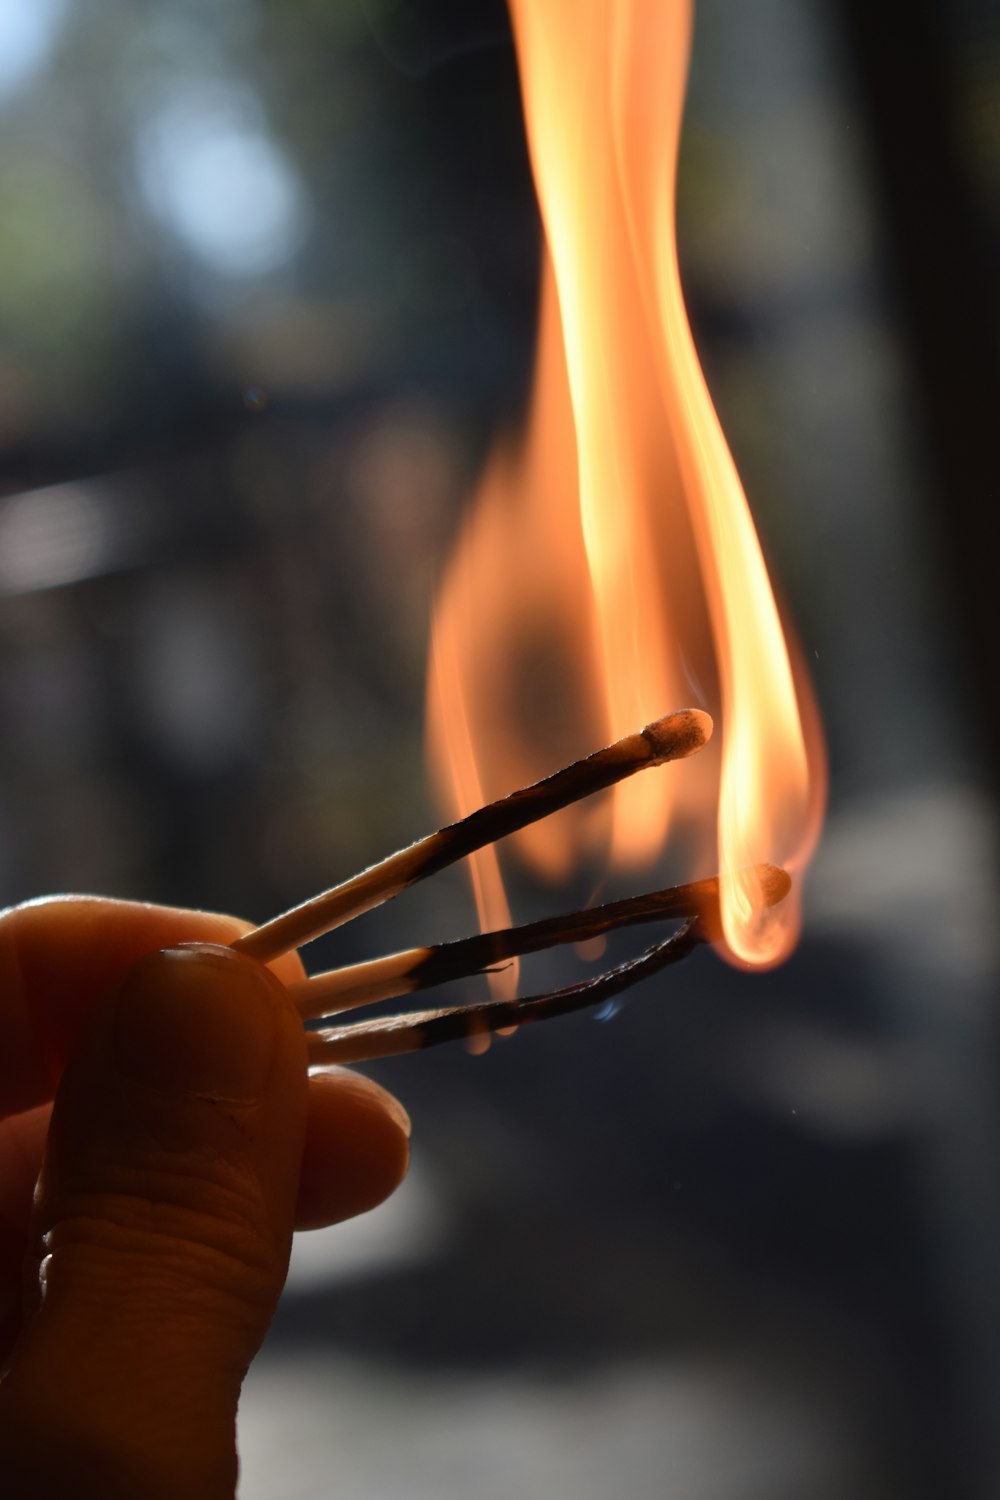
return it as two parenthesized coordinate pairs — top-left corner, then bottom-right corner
(0, 0), (69, 103)
(135, 84), (309, 277)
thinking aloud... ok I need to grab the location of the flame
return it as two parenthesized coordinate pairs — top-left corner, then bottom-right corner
(426, 0), (825, 970)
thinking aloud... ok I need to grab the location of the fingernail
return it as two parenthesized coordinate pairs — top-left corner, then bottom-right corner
(313, 1066), (412, 1138)
(114, 945), (281, 1103)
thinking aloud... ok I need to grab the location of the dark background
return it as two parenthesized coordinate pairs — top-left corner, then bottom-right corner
(1, 2), (998, 1496)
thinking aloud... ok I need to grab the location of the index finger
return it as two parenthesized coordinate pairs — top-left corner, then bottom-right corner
(0, 897), (305, 1118)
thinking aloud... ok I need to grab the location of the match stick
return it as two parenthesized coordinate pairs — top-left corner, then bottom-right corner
(289, 864), (790, 1021)
(234, 708), (712, 964)
(304, 865), (792, 1065)
(306, 920), (706, 1064)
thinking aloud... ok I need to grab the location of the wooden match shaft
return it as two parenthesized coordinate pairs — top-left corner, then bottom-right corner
(234, 708), (712, 963)
(290, 863), (790, 1021)
(306, 920), (705, 1065)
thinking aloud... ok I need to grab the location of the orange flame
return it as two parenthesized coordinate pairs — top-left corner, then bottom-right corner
(426, 0), (825, 971)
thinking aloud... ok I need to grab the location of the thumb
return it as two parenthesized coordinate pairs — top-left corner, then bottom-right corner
(0, 944), (307, 1500)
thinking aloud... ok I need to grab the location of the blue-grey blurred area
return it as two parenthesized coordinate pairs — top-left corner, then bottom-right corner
(1, 1), (999, 1496)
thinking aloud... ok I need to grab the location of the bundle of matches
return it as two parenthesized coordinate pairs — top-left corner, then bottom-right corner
(231, 709), (791, 1064)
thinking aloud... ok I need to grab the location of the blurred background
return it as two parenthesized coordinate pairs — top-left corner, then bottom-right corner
(2, 0), (999, 1495)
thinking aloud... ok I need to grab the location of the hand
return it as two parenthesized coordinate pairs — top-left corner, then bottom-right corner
(0, 897), (410, 1498)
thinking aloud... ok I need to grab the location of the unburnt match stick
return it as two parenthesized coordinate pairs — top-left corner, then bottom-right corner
(290, 864), (790, 1021)
(306, 920), (707, 1065)
(234, 707), (712, 964)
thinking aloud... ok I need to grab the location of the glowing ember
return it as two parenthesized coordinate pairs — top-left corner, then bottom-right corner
(427, 0), (825, 971)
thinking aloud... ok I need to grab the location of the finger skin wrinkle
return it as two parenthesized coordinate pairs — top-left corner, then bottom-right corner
(40, 1201), (287, 1325)
(58, 1120), (280, 1232)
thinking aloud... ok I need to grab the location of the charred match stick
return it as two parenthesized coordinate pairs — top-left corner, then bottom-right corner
(306, 919), (707, 1065)
(234, 708), (712, 964)
(290, 864), (790, 1021)
(304, 863), (791, 1063)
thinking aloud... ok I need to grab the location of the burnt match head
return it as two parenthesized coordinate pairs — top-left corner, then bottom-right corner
(758, 863), (793, 908)
(641, 708), (713, 764)
(694, 862), (792, 944)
